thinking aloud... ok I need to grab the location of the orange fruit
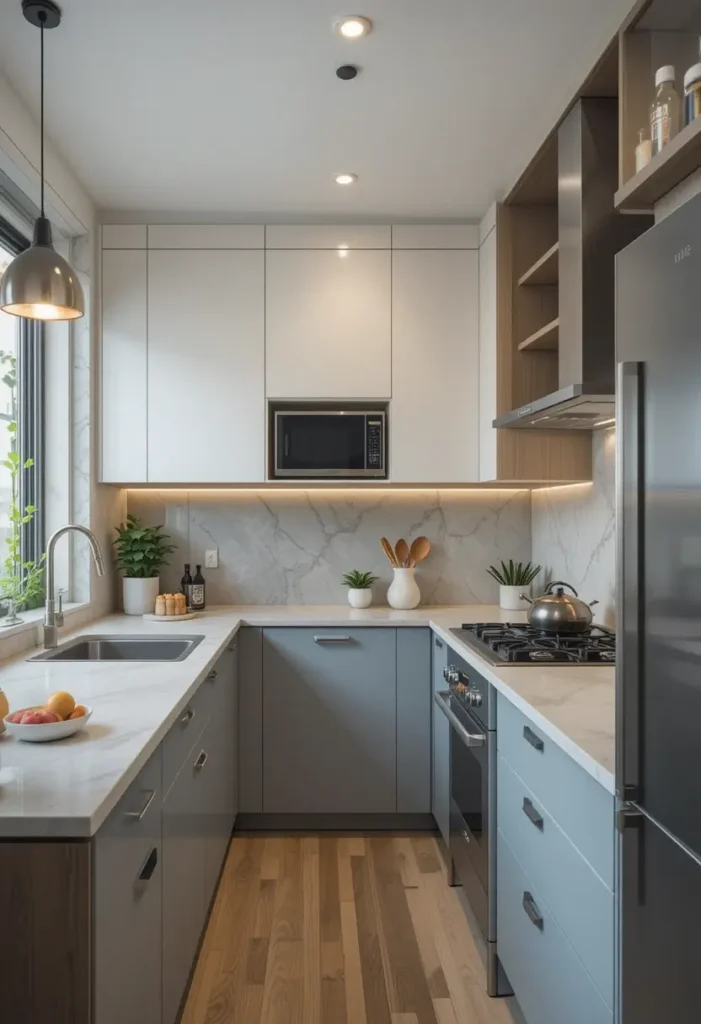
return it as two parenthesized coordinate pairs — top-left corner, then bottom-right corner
(69, 704), (88, 720)
(45, 691), (76, 721)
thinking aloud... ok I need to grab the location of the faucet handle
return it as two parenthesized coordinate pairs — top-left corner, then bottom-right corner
(55, 591), (65, 627)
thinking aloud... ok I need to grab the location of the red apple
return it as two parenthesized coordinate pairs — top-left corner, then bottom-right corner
(6, 710), (27, 723)
(20, 710), (60, 725)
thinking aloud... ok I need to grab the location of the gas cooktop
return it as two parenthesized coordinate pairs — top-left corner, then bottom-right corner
(450, 622), (616, 666)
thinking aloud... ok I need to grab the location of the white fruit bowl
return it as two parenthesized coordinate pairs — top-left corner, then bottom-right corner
(3, 707), (92, 742)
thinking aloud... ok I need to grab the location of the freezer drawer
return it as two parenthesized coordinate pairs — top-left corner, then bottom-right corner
(497, 694), (614, 887)
(497, 830), (612, 1024)
(620, 810), (701, 1023)
(497, 754), (614, 1007)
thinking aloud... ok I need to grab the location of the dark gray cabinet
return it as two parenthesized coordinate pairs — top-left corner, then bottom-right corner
(263, 628), (398, 813)
(431, 632), (450, 846)
(93, 749), (163, 1024)
(203, 642), (239, 904)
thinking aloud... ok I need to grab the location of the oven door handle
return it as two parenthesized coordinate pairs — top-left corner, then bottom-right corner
(434, 691), (486, 747)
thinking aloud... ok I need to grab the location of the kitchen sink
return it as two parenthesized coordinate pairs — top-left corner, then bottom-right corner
(29, 634), (205, 662)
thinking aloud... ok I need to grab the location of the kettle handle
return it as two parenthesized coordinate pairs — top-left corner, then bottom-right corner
(519, 593), (533, 605)
(546, 580), (578, 596)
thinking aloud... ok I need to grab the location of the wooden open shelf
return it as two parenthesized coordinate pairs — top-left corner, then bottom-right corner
(517, 242), (559, 286)
(615, 116), (701, 210)
(518, 317), (560, 352)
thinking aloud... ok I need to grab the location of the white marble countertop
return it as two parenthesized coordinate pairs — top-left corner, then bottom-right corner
(0, 604), (615, 837)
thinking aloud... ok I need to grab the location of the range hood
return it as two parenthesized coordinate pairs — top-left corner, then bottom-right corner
(494, 99), (651, 430)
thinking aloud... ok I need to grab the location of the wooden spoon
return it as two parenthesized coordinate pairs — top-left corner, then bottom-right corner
(381, 537), (399, 568)
(395, 538), (409, 568)
(408, 536), (431, 567)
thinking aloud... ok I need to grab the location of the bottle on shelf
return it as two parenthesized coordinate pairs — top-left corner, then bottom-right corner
(181, 563), (193, 609)
(191, 565), (206, 612)
(650, 65), (681, 156)
(684, 38), (701, 127)
(635, 128), (653, 172)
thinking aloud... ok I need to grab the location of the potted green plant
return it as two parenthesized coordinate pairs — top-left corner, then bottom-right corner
(113, 514), (176, 615)
(341, 569), (379, 609)
(487, 560), (541, 612)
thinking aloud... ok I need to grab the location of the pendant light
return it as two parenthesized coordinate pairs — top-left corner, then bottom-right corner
(0, 0), (84, 321)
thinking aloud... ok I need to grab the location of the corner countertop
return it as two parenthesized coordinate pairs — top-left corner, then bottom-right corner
(0, 605), (615, 838)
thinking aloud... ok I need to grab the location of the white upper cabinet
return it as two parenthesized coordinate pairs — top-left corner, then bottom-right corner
(147, 249), (265, 482)
(391, 224), (479, 249)
(147, 225), (263, 249)
(391, 248), (479, 482)
(265, 225), (390, 249)
(265, 249), (392, 399)
(102, 225), (147, 249)
(101, 249), (148, 482)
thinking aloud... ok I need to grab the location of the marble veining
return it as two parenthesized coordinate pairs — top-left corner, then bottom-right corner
(0, 605), (614, 837)
(531, 428), (616, 626)
(127, 489), (532, 606)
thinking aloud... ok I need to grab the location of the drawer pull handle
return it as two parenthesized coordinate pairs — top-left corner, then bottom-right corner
(522, 891), (544, 930)
(206, 669), (218, 682)
(313, 635), (352, 644)
(194, 750), (208, 770)
(138, 846), (159, 884)
(523, 725), (544, 752)
(522, 797), (544, 831)
(435, 637), (444, 649)
(124, 789), (156, 822)
(180, 709), (195, 726)
(228, 643), (237, 653)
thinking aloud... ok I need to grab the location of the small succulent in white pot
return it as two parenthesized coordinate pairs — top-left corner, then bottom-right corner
(342, 570), (379, 609)
(487, 560), (541, 612)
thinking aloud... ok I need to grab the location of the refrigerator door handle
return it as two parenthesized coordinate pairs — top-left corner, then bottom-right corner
(618, 805), (645, 910)
(616, 361), (645, 803)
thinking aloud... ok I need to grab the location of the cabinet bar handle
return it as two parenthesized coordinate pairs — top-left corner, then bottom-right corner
(435, 637), (444, 648)
(180, 709), (195, 726)
(522, 891), (544, 930)
(522, 797), (544, 831)
(313, 635), (352, 644)
(124, 789), (156, 822)
(206, 669), (218, 681)
(194, 750), (208, 770)
(138, 846), (159, 883)
(523, 725), (544, 752)
(228, 643), (237, 653)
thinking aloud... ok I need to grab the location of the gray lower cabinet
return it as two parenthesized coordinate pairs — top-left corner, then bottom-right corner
(203, 642), (239, 904)
(262, 627), (398, 813)
(93, 749), (163, 1024)
(431, 632), (450, 845)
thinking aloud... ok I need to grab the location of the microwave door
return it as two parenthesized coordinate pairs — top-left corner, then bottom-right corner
(276, 412), (366, 476)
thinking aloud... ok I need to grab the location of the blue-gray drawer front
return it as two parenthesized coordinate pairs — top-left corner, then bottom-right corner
(497, 753), (614, 1007)
(497, 830), (613, 1024)
(497, 693), (614, 887)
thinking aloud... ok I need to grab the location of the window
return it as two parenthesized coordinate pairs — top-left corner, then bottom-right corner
(0, 218), (45, 609)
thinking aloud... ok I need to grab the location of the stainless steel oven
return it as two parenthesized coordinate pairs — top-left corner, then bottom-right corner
(272, 407), (386, 479)
(434, 651), (511, 997)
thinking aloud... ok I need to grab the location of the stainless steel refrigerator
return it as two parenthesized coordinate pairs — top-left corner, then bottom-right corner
(616, 191), (701, 1022)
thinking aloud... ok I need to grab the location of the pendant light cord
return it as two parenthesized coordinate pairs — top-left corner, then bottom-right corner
(39, 10), (45, 217)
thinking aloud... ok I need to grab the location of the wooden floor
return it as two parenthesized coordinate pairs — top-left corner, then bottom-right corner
(182, 834), (518, 1024)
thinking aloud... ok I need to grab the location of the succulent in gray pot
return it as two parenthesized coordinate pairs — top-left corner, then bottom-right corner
(114, 515), (176, 615)
(487, 560), (541, 612)
(341, 570), (379, 609)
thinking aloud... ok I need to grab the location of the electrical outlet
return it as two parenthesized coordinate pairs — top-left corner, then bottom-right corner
(205, 549), (219, 569)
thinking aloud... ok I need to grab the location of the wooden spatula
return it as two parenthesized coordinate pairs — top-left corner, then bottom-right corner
(408, 536), (431, 567)
(381, 537), (399, 567)
(395, 538), (409, 567)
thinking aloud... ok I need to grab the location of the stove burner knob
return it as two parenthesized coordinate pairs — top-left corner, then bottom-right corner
(467, 690), (483, 707)
(444, 666), (460, 684)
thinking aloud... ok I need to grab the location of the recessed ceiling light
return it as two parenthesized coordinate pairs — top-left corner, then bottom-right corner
(335, 16), (372, 39)
(335, 173), (357, 185)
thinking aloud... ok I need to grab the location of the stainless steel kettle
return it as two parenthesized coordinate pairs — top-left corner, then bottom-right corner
(520, 581), (599, 633)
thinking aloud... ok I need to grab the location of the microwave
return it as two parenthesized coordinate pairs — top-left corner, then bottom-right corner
(272, 408), (387, 479)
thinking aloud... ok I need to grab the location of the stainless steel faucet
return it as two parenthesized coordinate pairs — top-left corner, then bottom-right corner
(43, 524), (106, 649)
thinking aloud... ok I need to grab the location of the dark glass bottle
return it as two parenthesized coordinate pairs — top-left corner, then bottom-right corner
(181, 564), (193, 608)
(191, 565), (206, 611)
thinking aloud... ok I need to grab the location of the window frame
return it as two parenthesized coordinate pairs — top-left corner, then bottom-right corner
(0, 216), (46, 591)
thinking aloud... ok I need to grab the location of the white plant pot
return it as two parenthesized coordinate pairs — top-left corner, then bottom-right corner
(123, 576), (160, 616)
(348, 588), (373, 609)
(500, 584), (530, 612)
(387, 568), (421, 610)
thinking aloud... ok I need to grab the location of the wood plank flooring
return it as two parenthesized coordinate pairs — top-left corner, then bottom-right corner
(182, 835), (518, 1024)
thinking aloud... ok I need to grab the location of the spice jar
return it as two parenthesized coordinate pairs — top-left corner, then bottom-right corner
(635, 128), (653, 172)
(685, 62), (701, 125)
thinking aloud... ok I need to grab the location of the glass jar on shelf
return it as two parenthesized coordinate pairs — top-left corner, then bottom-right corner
(650, 65), (681, 155)
(635, 128), (653, 172)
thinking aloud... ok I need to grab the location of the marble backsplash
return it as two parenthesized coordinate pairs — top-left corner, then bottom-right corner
(127, 489), (532, 606)
(531, 428), (616, 626)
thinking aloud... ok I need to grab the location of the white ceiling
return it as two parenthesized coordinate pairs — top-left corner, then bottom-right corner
(0, 0), (634, 219)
